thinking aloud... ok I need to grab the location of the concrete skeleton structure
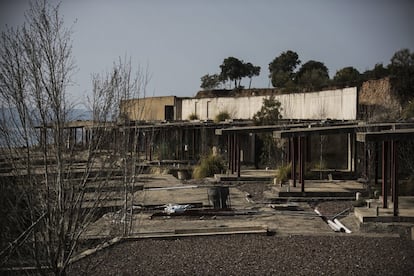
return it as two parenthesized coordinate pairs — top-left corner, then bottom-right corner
(37, 79), (408, 176)
(216, 121), (414, 217)
(357, 128), (414, 216)
(35, 79), (412, 204)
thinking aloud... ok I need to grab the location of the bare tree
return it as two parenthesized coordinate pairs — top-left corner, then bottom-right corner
(89, 58), (150, 237)
(0, 1), (148, 275)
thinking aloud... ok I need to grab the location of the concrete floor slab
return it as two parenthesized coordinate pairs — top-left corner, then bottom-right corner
(83, 173), (414, 240)
(355, 197), (414, 223)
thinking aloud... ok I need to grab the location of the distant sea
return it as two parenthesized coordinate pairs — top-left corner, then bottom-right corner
(0, 107), (92, 148)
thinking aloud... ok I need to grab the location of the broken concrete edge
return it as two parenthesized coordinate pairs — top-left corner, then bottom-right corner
(354, 208), (414, 223)
(174, 225), (268, 234)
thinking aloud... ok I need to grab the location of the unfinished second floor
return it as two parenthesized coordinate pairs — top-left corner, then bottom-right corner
(119, 77), (402, 123)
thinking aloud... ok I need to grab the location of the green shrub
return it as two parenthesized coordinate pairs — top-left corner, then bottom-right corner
(193, 154), (225, 179)
(276, 163), (291, 184)
(188, 113), (199, 120)
(214, 111), (231, 123)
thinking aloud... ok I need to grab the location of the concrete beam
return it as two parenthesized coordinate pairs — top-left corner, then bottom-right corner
(273, 125), (358, 139)
(356, 128), (414, 142)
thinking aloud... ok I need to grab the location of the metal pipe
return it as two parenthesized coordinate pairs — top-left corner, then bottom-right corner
(333, 219), (352, 233)
(314, 208), (352, 233)
(314, 209), (340, 232)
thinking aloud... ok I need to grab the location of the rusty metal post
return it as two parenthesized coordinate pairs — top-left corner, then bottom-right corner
(236, 135), (241, 178)
(227, 134), (231, 171)
(292, 137), (297, 187)
(192, 129), (196, 160)
(300, 136), (305, 193)
(230, 133), (234, 174)
(374, 142), (379, 186)
(389, 140), (394, 202)
(364, 143), (369, 181)
(145, 132), (148, 160)
(287, 138), (291, 163)
(149, 132), (152, 161)
(382, 141), (388, 208)
(232, 133), (236, 174)
(391, 140), (399, 216)
(298, 136), (302, 184)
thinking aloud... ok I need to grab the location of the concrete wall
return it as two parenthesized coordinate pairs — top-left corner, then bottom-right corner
(120, 96), (177, 121)
(181, 87), (357, 121)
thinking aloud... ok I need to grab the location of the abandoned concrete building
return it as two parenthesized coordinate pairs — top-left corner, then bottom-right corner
(59, 76), (413, 222)
(114, 77), (402, 170)
(47, 77), (407, 170)
(3, 76), (414, 274)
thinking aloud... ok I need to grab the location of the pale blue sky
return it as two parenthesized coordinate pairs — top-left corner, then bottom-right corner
(1, 0), (413, 103)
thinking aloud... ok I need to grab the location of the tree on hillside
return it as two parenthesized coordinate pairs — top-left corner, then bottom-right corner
(387, 49), (414, 186)
(390, 48), (414, 68)
(361, 63), (389, 81)
(269, 50), (301, 88)
(220, 57), (245, 88)
(245, 62), (261, 89)
(333, 66), (360, 86)
(388, 48), (414, 103)
(0, 1), (147, 274)
(219, 57), (260, 89)
(360, 49), (413, 107)
(296, 60), (330, 91)
(200, 74), (222, 90)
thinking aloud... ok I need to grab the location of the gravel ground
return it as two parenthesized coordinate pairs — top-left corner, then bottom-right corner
(313, 201), (355, 217)
(237, 183), (355, 215)
(67, 182), (413, 275)
(68, 234), (414, 276)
